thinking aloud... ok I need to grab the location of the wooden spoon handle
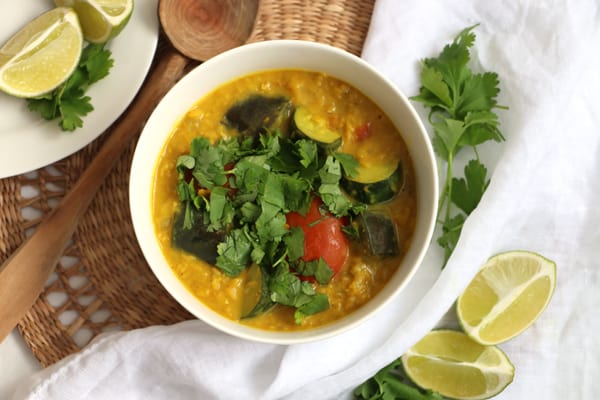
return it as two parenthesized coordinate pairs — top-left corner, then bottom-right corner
(0, 48), (189, 341)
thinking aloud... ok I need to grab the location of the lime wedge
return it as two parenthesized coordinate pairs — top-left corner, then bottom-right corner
(457, 250), (556, 345)
(0, 8), (83, 98)
(55, 0), (134, 43)
(402, 330), (514, 400)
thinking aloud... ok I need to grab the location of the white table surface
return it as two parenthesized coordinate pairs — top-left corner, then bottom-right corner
(0, 330), (40, 399)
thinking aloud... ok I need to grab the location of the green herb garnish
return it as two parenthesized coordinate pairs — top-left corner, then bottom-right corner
(411, 25), (506, 266)
(175, 131), (363, 321)
(27, 43), (114, 131)
(354, 359), (445, 400)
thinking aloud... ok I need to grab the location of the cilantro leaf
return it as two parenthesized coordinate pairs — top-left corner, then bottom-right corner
(268, 139), (302, 173)
(294, 294), (329, 324)
(187, 138), (228, 189)
(268, 265), (309, 305)
(455, 72), (500, 117)
(318, 156), (354, 216)
(27, 94), (59, 121)
(208, 186), (233, 231)
(451, 159), (489, 214)
(233, 156), (269, 193)
(263, 173), (286, 209)
(80, 43), (114, 84)
(216, 228), (254, 277)
(250, 244), (266, 265)
(255, 202), (288, 243)
(295, 258), (334, 285)
(175, 180), (196, 225)
(334, 151), (360, 178)
(431, 118), (466, 161)
(425, 25), (476, 105)
(176, 154), (196, 170)
(281, 175), (312, 213)
(63, 68), (88, 93)
(215, 137), (243, 165)
(268, 264), (330, 323)
(239, 202), (261, 223)
(460, 110), (504, 147)
(58, 93), (94, 131)
(415, 64), (453, 110)
(295, 139), (318, 168)
(283, 227), (305, 261)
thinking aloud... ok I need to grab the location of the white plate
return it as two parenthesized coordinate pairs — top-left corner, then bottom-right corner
(0, 0), (159, 179)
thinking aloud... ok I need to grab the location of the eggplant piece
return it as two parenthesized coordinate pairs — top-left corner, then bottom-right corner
(223, 95), (293, 138)
(358, 210), (399, 257)
(291, 106), (342, 151)
(171, 208), (224, 265)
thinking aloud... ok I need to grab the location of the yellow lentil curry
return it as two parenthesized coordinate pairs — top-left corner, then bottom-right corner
(152, 70), (417, 331)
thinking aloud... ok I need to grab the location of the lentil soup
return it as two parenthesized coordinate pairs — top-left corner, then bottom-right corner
(152, 69), (417, 331)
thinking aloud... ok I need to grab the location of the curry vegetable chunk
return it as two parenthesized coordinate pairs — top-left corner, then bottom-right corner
(152, 69), (417, 331)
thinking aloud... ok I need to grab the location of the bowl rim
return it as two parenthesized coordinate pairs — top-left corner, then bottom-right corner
(129, 39), (438, 344)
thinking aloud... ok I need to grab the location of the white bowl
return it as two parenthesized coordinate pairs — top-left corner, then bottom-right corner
(129, 40), (438, 344)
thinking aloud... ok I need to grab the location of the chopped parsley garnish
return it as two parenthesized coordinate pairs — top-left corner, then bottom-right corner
(174, 130), (363, 321)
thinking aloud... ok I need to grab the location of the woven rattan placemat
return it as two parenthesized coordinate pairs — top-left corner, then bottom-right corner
(0, 0), (374, 367)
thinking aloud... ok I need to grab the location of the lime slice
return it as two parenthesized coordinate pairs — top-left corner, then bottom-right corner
(55, 0), (134, 43)
(457, 250), (556, 345)
(0, 8), (83, 98)
(402, 330), (514, 400)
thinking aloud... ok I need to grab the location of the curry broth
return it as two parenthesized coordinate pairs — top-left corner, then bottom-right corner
(152, 70), (417, 331)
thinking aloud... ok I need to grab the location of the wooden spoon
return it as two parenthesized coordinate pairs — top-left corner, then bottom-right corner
(0, 0), (259, 341)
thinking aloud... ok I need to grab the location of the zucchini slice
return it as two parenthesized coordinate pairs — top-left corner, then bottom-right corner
(224, 95), (293, 137)
(291, 107), (342, 151)
(358, 210), (399, 257)
(341, 160), (403, 204)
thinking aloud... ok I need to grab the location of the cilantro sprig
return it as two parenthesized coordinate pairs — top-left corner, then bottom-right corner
(175, 130), (363, 322)
(354, 358), (445, 400)
(27, 43), (114, 131)
(411, 25), (506, 266)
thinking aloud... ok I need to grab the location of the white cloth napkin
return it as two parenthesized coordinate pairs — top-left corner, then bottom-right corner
(12, 0), (600, 398)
